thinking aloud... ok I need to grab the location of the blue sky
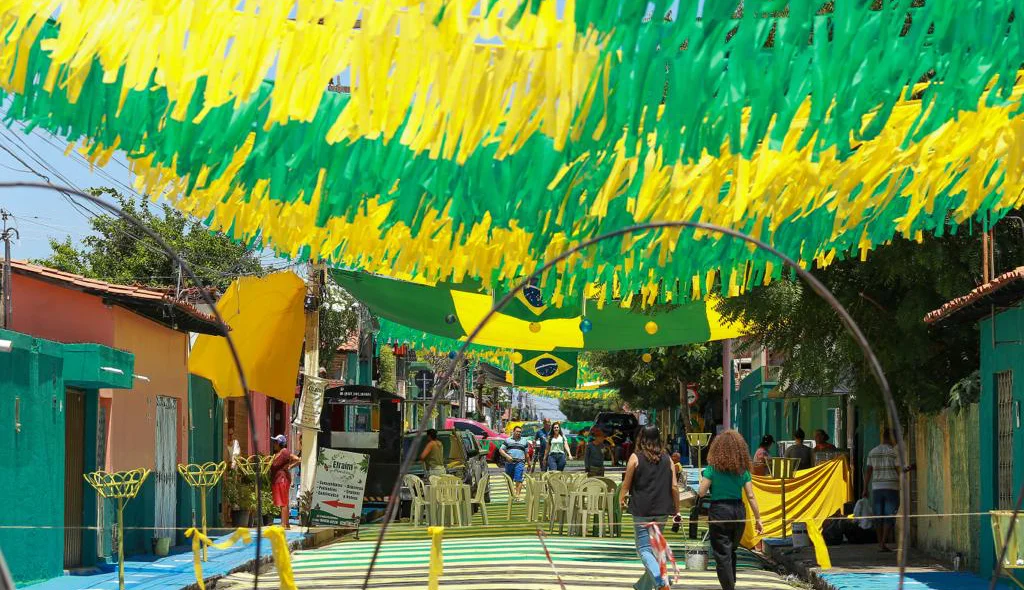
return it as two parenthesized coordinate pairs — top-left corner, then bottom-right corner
(0, 0), (695, 263)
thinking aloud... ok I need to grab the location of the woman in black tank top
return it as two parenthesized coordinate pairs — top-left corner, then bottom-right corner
(619, 426), (679, 590)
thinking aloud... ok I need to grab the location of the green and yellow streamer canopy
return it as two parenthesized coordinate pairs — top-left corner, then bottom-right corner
(335, 270), (744, 351)
(2, 1), (1024, 302)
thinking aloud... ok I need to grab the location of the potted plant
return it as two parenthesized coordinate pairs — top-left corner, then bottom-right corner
(223, 470), (247, 527)
(259, 473), (277, 525)
(298, 490), (314, 528)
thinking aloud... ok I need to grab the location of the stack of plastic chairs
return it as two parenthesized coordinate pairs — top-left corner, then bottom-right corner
(576, 479), (609, 537)
(469, 474), (490, 525)
(430, 475), (464, 527)
(524, 475), (548, 522)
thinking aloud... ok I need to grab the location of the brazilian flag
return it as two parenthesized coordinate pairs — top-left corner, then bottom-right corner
(333, 270), (745, 352)
(514, 351), (578, 389)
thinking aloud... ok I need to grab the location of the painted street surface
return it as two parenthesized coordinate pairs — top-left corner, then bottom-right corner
(218, 471), (796, 590)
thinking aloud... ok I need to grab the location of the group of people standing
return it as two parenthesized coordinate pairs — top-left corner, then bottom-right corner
(498, 420), (576, 496)
(751, 427), (837, 475)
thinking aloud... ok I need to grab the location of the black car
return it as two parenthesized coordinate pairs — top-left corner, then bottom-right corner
(593, 412), (640, 446)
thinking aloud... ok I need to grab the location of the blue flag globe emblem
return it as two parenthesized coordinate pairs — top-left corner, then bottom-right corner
(535, 357), (559, 377)
(523, 284), (544, 308)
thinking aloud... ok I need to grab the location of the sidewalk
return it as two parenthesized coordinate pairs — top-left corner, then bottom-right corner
(766, 542), (1014, 590)
(27, 529), (313, 590)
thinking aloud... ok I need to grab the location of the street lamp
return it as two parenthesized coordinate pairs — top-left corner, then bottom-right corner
(768, 456), (801, 539)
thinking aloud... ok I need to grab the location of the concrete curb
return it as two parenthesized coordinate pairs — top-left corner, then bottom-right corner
(765, 545), (840, 590)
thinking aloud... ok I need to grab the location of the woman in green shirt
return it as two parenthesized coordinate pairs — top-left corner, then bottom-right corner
(698, 430), (764, 590)
(544, 422), (574, 471)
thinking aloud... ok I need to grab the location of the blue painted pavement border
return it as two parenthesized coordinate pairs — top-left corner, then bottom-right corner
(820, 572), (1016, 590)
(25, 530), (305, 590)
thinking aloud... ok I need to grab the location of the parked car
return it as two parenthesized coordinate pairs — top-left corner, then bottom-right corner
(593, 412), (640, 447)
(401, 429), (489, 501)
(445, 418), (506, 462)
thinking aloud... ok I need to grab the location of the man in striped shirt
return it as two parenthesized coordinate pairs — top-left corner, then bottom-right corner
(864, 429), (900, 552)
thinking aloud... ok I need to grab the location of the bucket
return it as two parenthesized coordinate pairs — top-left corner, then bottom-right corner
(685, 548), (709, 570)
(154, 537), (171, 556)
(792, 522), (810, 549)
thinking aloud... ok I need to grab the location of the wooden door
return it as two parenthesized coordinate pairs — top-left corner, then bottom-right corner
(64, 388), (85, 568)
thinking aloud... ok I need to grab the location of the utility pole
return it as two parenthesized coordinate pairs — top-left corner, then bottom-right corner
(1, 209), (18, 329)
(298, 262), (325, 498)
(722, 338), (732, 430)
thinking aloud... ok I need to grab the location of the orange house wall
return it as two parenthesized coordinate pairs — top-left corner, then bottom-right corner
(107, 307), (190, 471)
(9, 273), (115, 346)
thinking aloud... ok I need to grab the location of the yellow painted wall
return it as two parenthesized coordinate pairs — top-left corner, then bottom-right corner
(109, 307), (190, 471)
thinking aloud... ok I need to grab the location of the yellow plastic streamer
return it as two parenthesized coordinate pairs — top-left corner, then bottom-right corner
(741, 457), (853, 570)
(261, 525), (298, 590)
(428, 526), (444, 590)
(184, 527), (252, 590)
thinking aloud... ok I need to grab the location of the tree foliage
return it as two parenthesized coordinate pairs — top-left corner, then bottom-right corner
(585, 343), (722, 411)
(38, 188), (262, 290)
(716, 230), (1012, 414)
(318, 277), (359, 369)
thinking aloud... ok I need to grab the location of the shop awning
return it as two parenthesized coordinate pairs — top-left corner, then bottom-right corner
(62, 343), (134, 389)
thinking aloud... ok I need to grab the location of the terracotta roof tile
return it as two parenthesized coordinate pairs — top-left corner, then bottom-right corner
(924, 266), (1024, 324)
(337, 331), (360, 352)
(11, 260), (223, 334)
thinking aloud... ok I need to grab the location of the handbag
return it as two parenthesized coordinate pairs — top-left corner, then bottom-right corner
(853, 497), (873, 530)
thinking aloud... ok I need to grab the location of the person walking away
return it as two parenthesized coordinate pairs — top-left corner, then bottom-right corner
(545, 422), (573, 471)
(421, 429), (447, 477)
(752, 434), (774, 476)
(270, 435), (301, 529)
(500, 426), (530, 497)
(585, 428), (607, 476)
(698, 430), (764, 590)
(783, 428), (813, 471)
(864, 428), (900, 552)
(620, 426), (679, 590)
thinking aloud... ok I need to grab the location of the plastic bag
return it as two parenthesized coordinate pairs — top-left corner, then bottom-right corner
(853, 498), (874, 530)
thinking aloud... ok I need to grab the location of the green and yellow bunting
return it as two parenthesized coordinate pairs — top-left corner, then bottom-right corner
(2, 1), (1024, 305)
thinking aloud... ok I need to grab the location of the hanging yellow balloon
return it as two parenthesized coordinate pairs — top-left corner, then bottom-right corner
(511, 352), (524, 364)
(644, 321), (659, 335)
(529, 322), (541, 333)
(642, 352), (653, 363)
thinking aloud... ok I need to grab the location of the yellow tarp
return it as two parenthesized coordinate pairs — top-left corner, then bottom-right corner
(741, 457), (853, 569)
(189, 271), (306, 403)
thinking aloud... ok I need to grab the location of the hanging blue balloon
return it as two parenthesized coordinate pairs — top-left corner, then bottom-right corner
(445, 314), (457, 324)
(448, 351), (457, 359)
(579, 318), (593, 333)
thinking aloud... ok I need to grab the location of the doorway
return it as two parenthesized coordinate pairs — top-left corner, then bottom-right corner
(154, 396), (178, 542)
(996, 371), (1015, 510)
(64, 388), (85, 568)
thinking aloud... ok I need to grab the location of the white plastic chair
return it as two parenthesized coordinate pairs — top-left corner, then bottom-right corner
(470, 474), (490, 525)
(547, 476), (572, 534)
(404, 475), (430, 526)
(432, 476), (464, 527)
(576, 479), (608, 537)
(524, 476), (548, 522)
(501, 472), (518, 520)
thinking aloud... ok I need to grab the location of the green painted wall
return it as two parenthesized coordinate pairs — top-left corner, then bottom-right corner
(0, 330), (67, 584)
(176, 375), (224, 544)
(978, 304), (1024, 574)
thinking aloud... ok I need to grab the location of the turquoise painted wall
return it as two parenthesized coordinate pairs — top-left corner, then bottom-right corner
(0, 330), (67, 584)
(978, 304), (1024, 574)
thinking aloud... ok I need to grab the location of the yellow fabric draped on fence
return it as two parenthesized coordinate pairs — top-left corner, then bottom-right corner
(741, 457), (853, 569)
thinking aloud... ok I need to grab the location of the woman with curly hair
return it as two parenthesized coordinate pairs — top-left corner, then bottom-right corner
(698, 430), (764, 590)
(620, 425), (679, 590)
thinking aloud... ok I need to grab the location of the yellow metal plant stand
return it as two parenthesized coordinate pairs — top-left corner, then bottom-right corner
(992, 510), (1024, 588)
(178, 462), (227, 562)
(235, 454), (272, 477)
(687, 432), (712, 473)
(84, 469), (151, 590)
(768, 457), (801, 539)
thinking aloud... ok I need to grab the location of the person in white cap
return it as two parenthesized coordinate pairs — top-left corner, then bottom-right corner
(270, 435), (300, 529)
